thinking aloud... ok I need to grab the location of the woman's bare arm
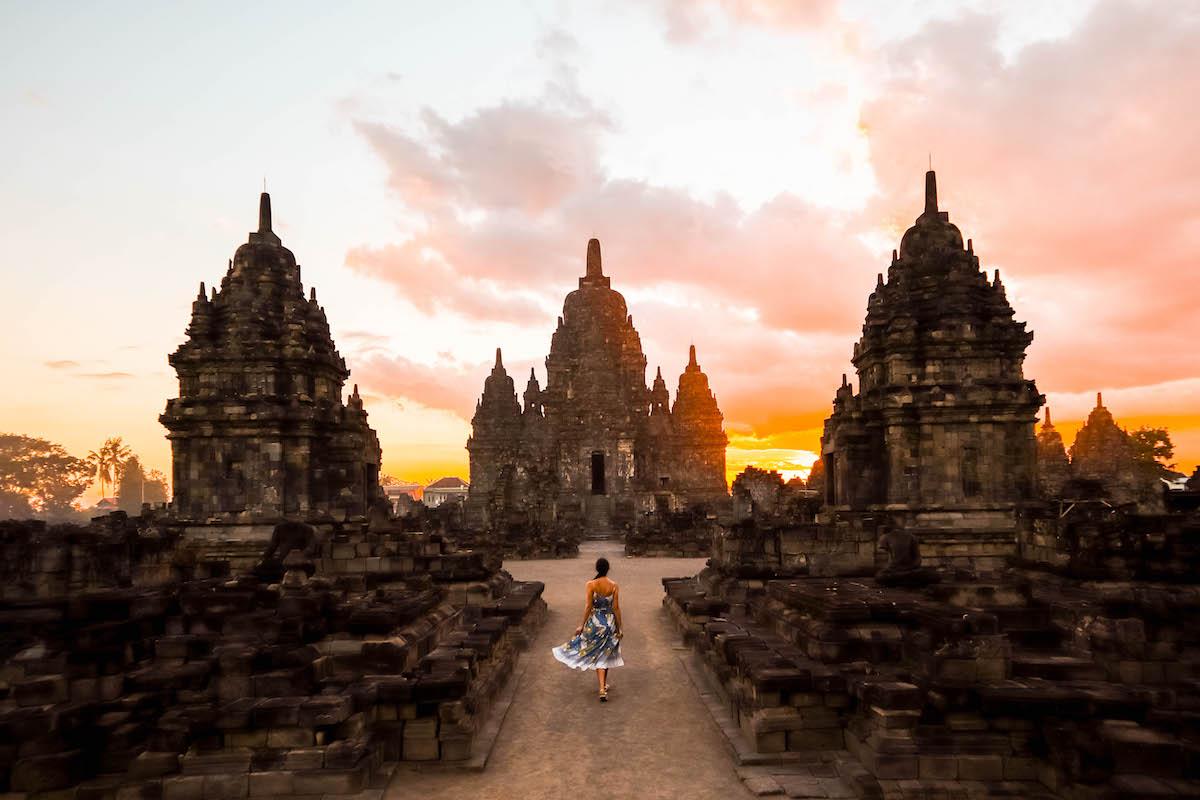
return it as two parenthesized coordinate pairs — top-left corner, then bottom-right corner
(576, 583), (594, 634)
(613, 586), (623, 634)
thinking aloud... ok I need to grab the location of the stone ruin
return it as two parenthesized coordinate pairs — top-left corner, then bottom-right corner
(0, 192), (547, 798)
(1036, 409), (1072, 500)
(663, 172), (1200, 799)
(1065, 393), (1159, 510)
(0, 511), (544, 797)
(161, 193), (384, 549)
(466, 239), (728, 553)
(821, 170), (1043, 571)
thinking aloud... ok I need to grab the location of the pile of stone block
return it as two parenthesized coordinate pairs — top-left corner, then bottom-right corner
(664, 567), (1200, 799)
(0, 522), (546, 797)
(0, 515), (205, 602)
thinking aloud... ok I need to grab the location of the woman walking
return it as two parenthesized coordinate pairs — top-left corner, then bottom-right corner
(551, 557), (624, 701)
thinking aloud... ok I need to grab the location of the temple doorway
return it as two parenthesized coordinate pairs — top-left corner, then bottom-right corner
(590, 451), (606, 495)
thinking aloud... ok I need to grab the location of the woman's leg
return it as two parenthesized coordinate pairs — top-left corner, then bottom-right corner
(597, 668), (607, 692)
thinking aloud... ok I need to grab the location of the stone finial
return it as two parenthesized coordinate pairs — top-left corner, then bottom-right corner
(876, 273), (884, 290)
(586, 238), (603, 277)
(688, 344), (698, 368)
(1096, 391), (1103, 408)
(495, 348), (503, 369)
(656, 366), (663, 379)
(198, 282), (206, 300)
(891, 248), (898, 263)
(310, 287), (317, 302)
(1045, 407), (1052, 427)
(842, 373), (848, 387)
(924, 170), (938, 215)
(993, 269), (1002, 286)
(259, 192), (272, 233)
(967, 238), (974, 253)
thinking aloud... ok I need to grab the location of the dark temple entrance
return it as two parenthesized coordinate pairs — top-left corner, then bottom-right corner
(590, 451), (606, 495)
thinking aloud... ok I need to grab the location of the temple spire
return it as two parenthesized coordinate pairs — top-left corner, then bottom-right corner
(1096, 391), (1103, 408)
(924, 170), (938, 215)
(258, 192), (272, 233)
(586, 238), (603, 277)
(495, 347), (503, 369)
(1045, 407), (1052, 427)
(688, 344), (697, 368)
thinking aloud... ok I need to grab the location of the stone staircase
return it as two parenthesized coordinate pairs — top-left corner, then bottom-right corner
(582, 499), (621, 542)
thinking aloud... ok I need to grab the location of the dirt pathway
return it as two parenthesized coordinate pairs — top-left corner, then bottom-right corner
(386, 541), (751, 799)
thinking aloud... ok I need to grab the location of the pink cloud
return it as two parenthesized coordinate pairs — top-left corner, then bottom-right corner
(352, 353), (493, 420)
(347, 83), (879, 443)
(350, 104), (874, 335)
(347, 1), (1200, 475)
(657, 0), (839, 42)
(862, 2), (1200, 393)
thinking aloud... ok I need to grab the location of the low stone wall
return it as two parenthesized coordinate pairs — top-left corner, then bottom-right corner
(624, 515), (715, 557)
(1019, 507), (1200, 581)
(664, 567), (1200, 799)
(448, 522), (579, 561)
(0, 516), (230, 601)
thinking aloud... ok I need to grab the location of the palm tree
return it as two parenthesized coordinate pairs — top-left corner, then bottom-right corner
(87, 437), (132, 500)
(86, 448), (111, 499)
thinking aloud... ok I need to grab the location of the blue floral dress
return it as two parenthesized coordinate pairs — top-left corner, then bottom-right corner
(552, 592), (624, 670)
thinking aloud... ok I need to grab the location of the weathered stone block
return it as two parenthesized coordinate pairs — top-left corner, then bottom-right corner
(956, 754), (1003, 781)
(163, 775), (204, 800)
(247, 771), (293, 797)
(292, 766), (366, 795)
(201, 773), (247, 800)
(919, 755), (958, 780)
(11, 750), (82, 791)
(14, 675), (68, 706)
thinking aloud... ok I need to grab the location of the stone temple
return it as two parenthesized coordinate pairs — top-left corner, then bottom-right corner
(821, 170), (1043, 567)
(466, 238), (727, 539)
(665, 171), (1200, 799)
(160, 193), (383, 536)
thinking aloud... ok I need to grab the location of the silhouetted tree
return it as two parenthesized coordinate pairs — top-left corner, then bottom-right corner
(1130, 427), (1184, 483)
(116, 456), (169, 512)
(145, 469), (169, 505)
(86, 437), (132, 499)
(0, 433), (92, 517)
(116, 456), (145, 513)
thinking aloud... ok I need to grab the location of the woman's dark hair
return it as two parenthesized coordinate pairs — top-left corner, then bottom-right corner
(594, 557), (610, 579)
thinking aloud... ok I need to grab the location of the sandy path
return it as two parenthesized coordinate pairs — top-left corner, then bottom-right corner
(385, 541), (751, 800)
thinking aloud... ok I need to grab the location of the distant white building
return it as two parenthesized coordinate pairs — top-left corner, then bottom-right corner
(423, 476), (469, 507)
(382, 481), (423, 513)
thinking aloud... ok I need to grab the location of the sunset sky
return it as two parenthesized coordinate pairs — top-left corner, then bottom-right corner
(2, 0), (1198, 502)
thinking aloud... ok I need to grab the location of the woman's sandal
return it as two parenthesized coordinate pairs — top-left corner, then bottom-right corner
(599, 687), (608, 702)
